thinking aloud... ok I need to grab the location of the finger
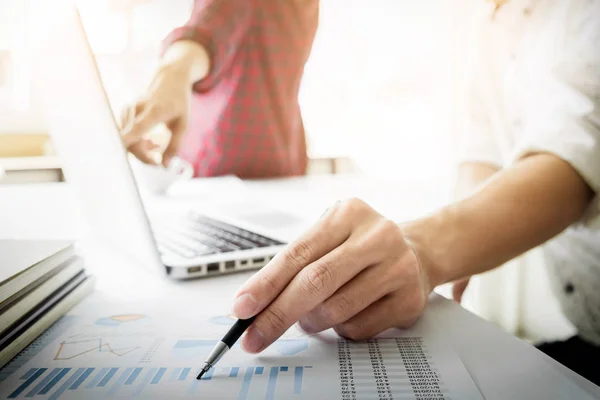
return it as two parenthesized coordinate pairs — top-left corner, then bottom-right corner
(452, 278), (470, 303)
(232, 201), (363, 319)
(334, 293), (419, 341)
(162, 118), (188, 167)
(120, 102), (146, 142)
(128, 139), (160, 165)
(298, 259), (400, 334)
(123, 104), (165, 145)
(119, 106), (133, 131)
(241, 239), (368, 353)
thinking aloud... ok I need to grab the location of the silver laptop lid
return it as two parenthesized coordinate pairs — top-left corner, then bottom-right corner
(33, 4), (163, 274)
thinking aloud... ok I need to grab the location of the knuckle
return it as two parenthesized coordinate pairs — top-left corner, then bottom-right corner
(258, 272), (280, 295)
(321, 296), (353, 325)
(335, 321), (368, 341)
(260, 303), (288, 335)
(301, 263), (334, 296)
(375, 219), (403, 247)
(284, 240), (312, 269)
(339, 197), (367, 216)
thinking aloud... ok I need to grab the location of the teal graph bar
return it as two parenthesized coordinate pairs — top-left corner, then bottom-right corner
(97, 368), (118, 387)
(125, 368), (142, 385)
(21, 369), (38, 380)
(86, 368), (109, 389)
(293, 367), (305, 395)
(266, 367), (280, 400)
(133, 367), (157, 396)
(151, 368), (167, 384)
(8, 368), (46, 399)
(179, 368), (191, 381)
(40, 368), (70, 394)
(26, 368), (61, 397)
(69, 368), (94, 390)
(49, 368), (84, 400)
(108, 368), (133, 395)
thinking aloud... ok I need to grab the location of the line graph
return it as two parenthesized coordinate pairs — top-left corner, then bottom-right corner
(53, 339), (140, 360)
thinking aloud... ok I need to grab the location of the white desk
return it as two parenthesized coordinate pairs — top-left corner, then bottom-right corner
(1, 175), (599, 399)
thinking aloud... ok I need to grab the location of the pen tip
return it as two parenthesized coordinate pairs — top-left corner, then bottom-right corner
(196, 370), (205, 380)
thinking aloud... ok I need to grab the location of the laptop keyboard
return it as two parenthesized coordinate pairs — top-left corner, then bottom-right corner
(152, 213), (284, 259)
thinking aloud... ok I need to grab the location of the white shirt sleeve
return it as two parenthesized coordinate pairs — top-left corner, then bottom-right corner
(508, 0), (600, 225)
(456, 18), (503, 168)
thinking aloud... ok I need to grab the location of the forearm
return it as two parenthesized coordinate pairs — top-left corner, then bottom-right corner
(404, 153), (594, 288)
(160, 40), (210, 85)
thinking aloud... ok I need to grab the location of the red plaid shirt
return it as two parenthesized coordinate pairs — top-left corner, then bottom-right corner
(164, 0), (319, 178)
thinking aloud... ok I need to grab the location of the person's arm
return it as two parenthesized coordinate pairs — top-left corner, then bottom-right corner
(121, 0), (254, 167)
(405, 153), (593, 288)
(229, 153), (594, 354)
(451, 162), (500, 301)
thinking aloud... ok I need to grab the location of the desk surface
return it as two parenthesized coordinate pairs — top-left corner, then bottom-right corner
(1, 175), (599, 399)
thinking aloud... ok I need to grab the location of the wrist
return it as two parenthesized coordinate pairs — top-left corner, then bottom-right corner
(160, 40), (210, 85)
(400, 207), (461, 290)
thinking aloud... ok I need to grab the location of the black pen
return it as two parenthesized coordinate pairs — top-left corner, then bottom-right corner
(196, 316), (256, 379)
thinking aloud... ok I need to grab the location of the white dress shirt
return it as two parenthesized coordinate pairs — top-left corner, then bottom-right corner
(459, 0), (600, 345)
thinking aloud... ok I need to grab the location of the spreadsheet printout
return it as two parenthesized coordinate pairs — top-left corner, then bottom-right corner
(0, 301), (483, 399)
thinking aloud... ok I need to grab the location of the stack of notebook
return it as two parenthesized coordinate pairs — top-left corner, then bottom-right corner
(0, 240), (94, 367)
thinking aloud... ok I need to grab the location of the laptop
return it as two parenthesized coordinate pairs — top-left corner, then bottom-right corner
(34, 5), (296, 279)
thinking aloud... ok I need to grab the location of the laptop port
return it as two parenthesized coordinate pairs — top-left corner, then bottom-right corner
(187, 266), (203, 274)
(207, 263), (220, 273)
(240, 260), (248, 266)
(252, 257), (265, 264)
(225, 261), (236, 270)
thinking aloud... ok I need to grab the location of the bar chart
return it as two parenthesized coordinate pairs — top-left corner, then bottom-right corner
(6, 364), (313, 399)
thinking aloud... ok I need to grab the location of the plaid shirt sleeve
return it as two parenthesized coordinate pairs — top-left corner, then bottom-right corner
(163, 0), (254, 91)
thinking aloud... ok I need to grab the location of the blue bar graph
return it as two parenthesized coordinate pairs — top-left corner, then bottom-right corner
(125, 368), (142, 385)
(97, 368), (118, 387)
(40, 368), (70, 394)
(107, 368), (133, 395)
(8, 368), (46, 399)
(69, 368), (94, 390)
(150, 368), (166, 384)
(5, 364), (312, 399)
(26, 368), (62, 397)
(86, 368), (109, 389)
(178, 368), (191, 381)
(49, 368), (84, 400)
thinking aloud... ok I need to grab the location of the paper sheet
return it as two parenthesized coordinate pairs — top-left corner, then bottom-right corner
(0, 302), (483, 399)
